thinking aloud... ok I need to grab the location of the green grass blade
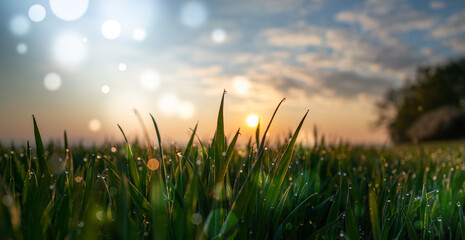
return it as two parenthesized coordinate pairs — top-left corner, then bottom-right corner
(32, 115), (50, 175)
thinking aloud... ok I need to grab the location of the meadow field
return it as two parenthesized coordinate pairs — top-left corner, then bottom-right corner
(1, 94), (465, 239)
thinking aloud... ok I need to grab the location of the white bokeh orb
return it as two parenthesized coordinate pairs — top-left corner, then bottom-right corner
(118, 63), (127, 71)
(180, 1), (208, 28)
(211, 28), (226, 43)
(101, 20), (121, 40)
(139, 70), (160, 91)
(28, 4), (46, 22)
(233, 76), (251, 95)
(88, 119), (101, 132)
(16, 43), (28, 54)
(44, 73), (62, 91)
(49, 0), (89, 21)
(10, 15), (30, 36)
(52, 32), (86, 65)
(132, 28), (146, 42)
(101, 85), (110, 94)
(158, 93), (179, 116)
(177, 101), (195, 119)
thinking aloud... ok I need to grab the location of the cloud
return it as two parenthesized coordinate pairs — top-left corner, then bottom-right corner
(430, 1), (445, 10)
(432, 10), (465, 38)
(335, 1), (437, 45)
(261, 27), (323, 47)
(447, 35), (465, 53)
(217, 0), (324, 15)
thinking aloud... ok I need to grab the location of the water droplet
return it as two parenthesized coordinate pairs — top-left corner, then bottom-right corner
(437, 217), (442, 222)
(96, 211), (104, 221)
(457, 202), (461, 207)
(222, 152), (226, 157)
(75, 176), (83, 183)
(2, 195), (14, 207)
(191, 213), (203, 225)
(49, 185), (55, 190)
(77, 221), (85, 228)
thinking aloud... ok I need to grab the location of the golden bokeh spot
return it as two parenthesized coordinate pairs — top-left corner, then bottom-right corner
(147, 158), (160, 171)
(75, 176), (83, 183)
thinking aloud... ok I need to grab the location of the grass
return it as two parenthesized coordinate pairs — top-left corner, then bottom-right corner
(1, 92), (465, 239)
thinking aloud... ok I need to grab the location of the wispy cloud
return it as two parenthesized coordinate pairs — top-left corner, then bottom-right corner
(432, 10), (465, 38)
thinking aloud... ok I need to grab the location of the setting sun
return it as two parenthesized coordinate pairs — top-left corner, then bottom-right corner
(246, 114), (259, 127)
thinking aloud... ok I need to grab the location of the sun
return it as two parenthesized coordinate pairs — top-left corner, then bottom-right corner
(246, 114), (259, 127)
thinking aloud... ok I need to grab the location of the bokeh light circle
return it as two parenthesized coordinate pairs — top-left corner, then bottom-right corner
(52, 32), (86, 65)
(44, 73), (62, 91)
(132, 28), (146, 42)
(147, 158), (160, 171)
(177, 101), (195, 119)
(159, 94), (179, 115)
(28, 4), (46, 22)
(118, 63), (127, 71)
(88, 119), (101, 132)
(49, 0), (89, 21)
(180, 1), (208, 28)
(211, 28), (226, 43)
(233, 76), (251, 95)
(101, 85), (110, 94)
(101, 20), (121, 40)
(16, 43), (28, 54)
(9, 16), (30, 36)
(139, 70), (160, 91)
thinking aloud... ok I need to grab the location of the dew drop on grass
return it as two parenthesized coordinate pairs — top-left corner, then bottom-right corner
(438, 217), (442, 222)
(111, 147), (117, 153)
(222, 152), (226, 157)
(191, 213), (203, 225)
(49, 185), (55, 190)
(2, 195), (14, 207)
(77, 221), (85, 228)
(457, 202), (461, 207)
(96, 211), (104, 221)
(75, 176), (83, 183)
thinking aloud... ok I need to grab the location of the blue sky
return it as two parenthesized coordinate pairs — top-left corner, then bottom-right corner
(0, 0), (464, 145)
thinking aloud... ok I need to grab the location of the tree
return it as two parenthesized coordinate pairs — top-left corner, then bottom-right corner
(375, 57), (465, 143)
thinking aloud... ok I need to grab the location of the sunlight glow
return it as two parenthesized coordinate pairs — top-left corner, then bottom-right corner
(247, 114), (259, 127)
(177, 101), (195, 119)
(101, 85), (110, 94)
(16, 43), (27, 54)
(159, 93), (179, 115)
(52, 32), (86, 65)
(88, 119), (101, 132)
(233, 76), (251, 95)
(180, 1), (208, 28)
(211, 28), (226, 43)
(139, 70), (160, 91)
(28, 4), (46, 22)
(10, 15), (30, 36)
(44, 73), (62, 91)
(49, 0), (89, 21)
(132, 28), (146, 42)
(101, 20), (121, 40)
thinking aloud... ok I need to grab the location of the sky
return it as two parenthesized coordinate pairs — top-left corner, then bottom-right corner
(0, 0), (464, 146)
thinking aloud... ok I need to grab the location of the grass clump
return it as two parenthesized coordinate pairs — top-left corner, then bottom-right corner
(1, 92), (465, 239)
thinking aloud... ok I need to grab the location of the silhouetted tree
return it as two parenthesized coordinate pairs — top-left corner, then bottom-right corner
(375, 57), (465, 143)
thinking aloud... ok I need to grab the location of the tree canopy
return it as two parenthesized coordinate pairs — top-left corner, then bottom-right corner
(375, 57), (465, 143)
